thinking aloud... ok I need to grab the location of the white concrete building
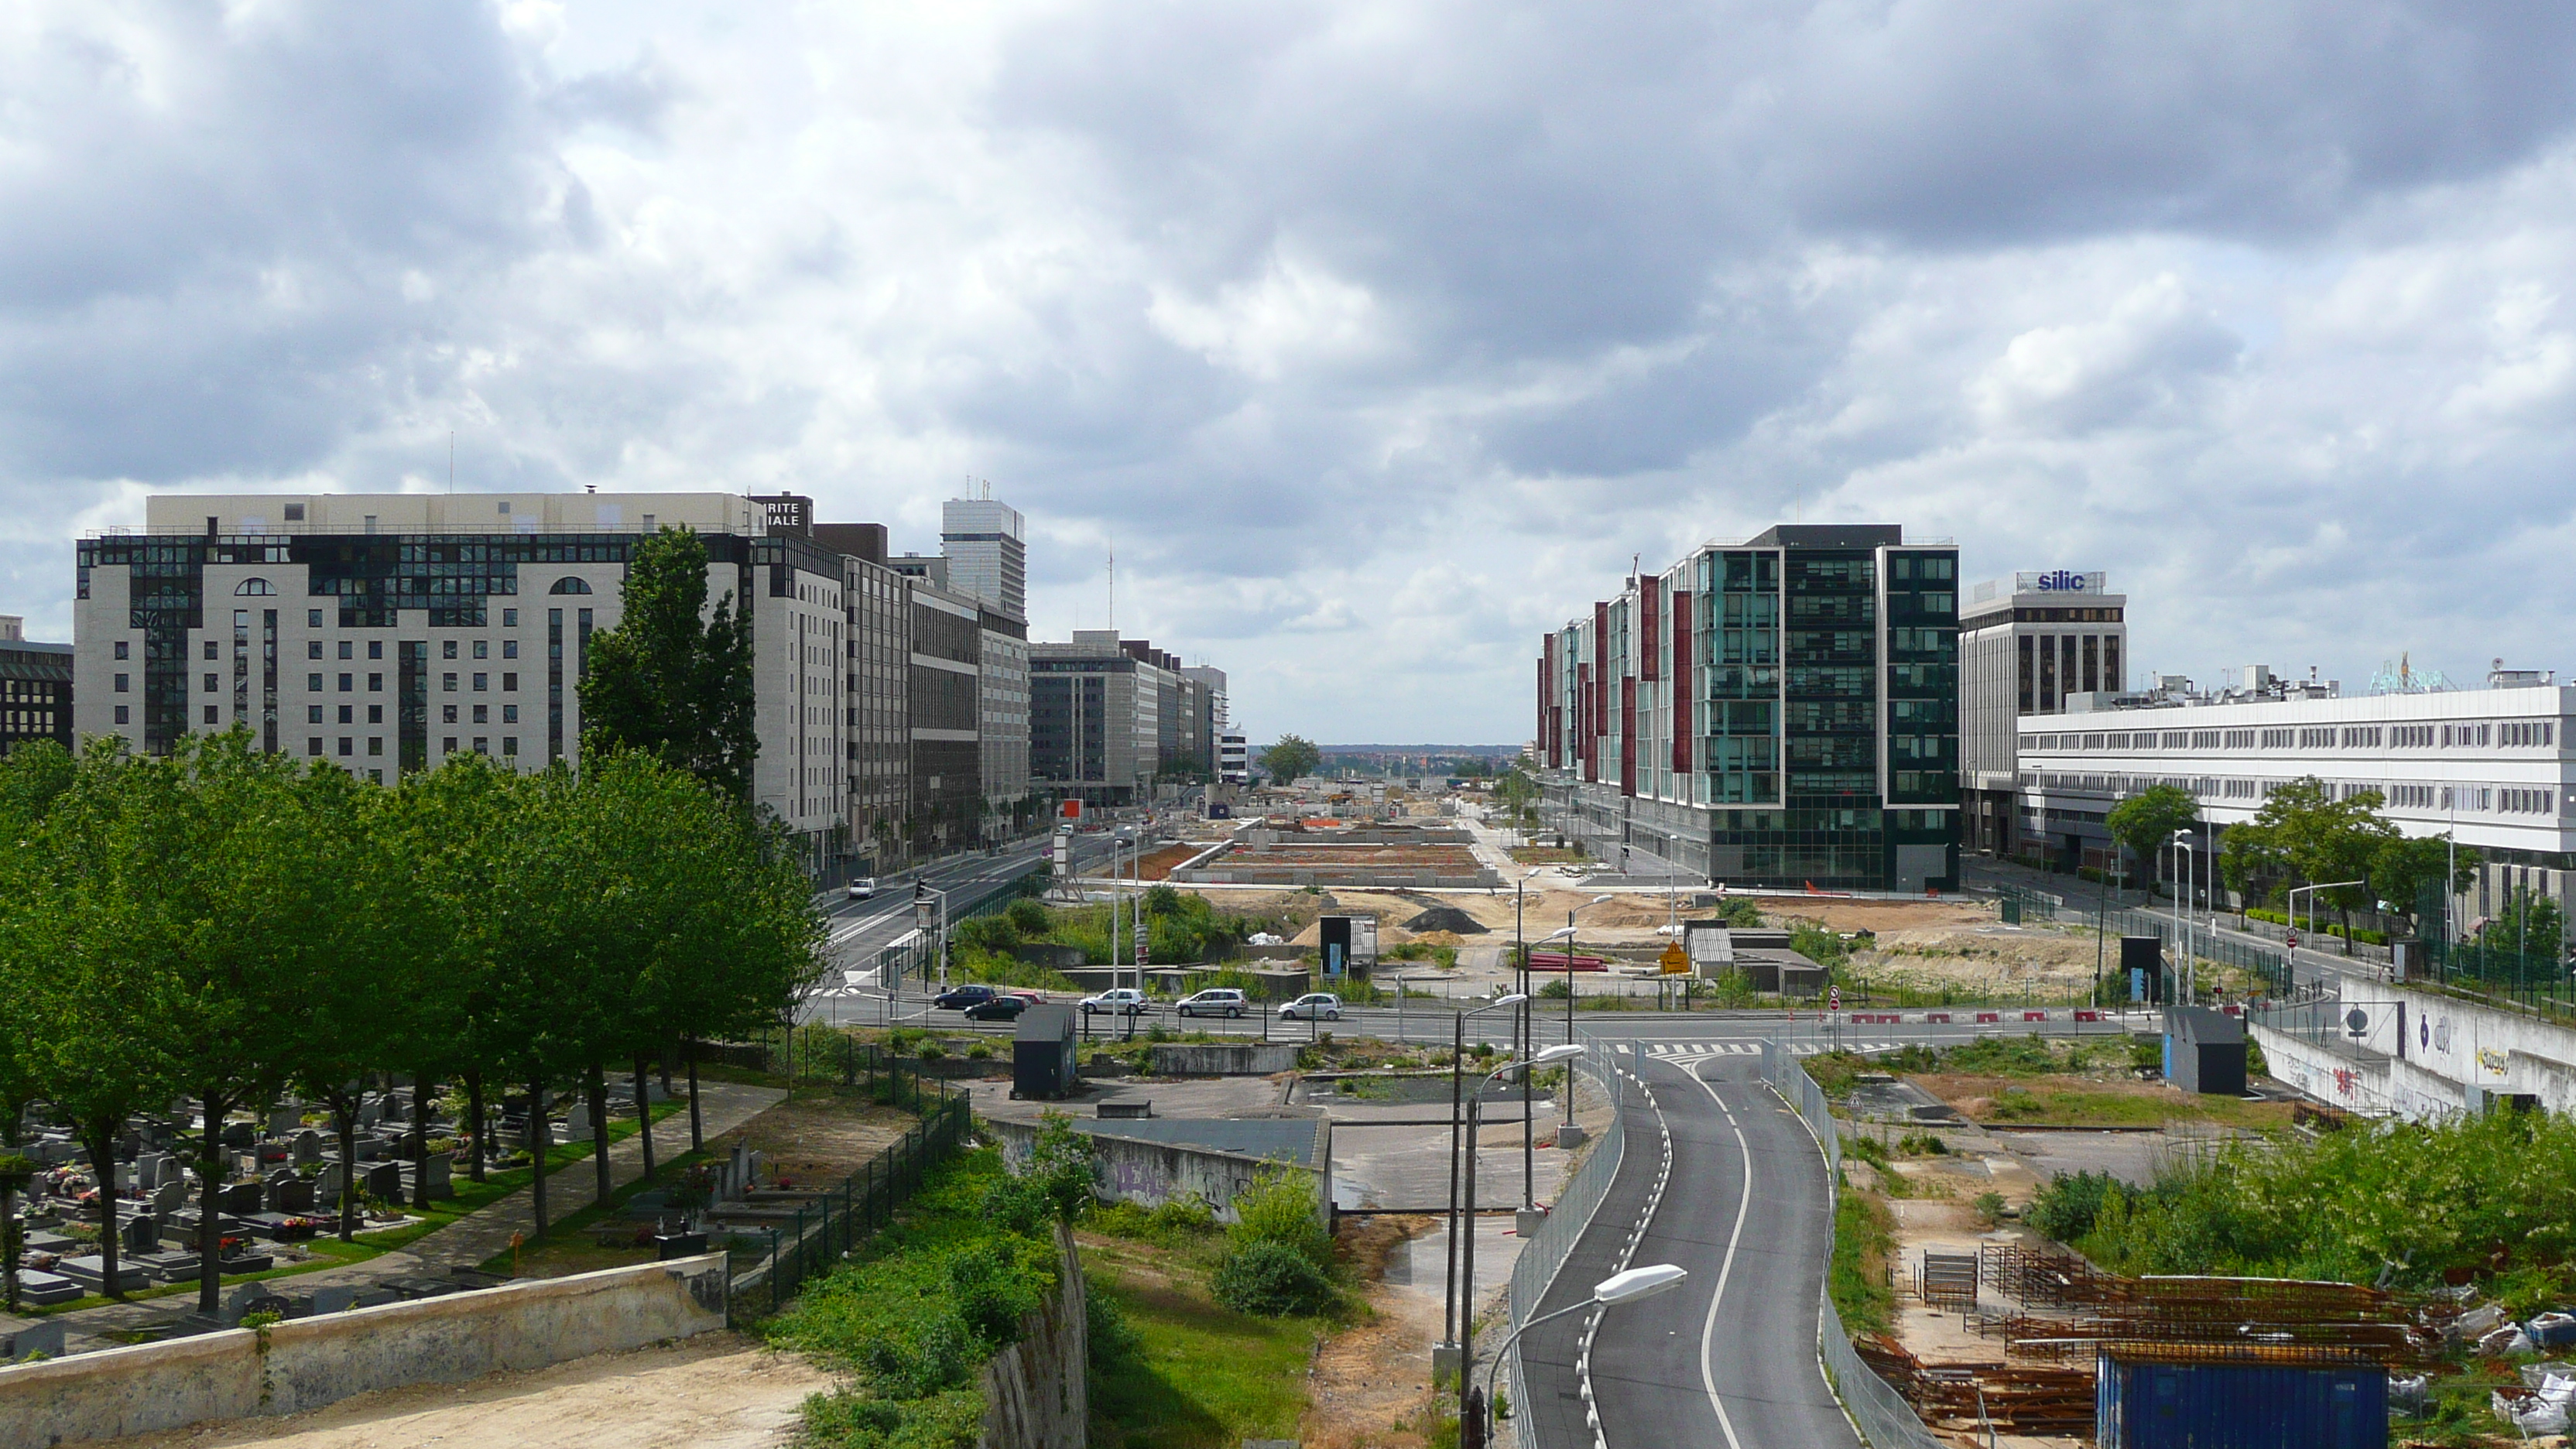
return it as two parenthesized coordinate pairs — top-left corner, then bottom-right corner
(74, 491), (847, 842)
(940, 495), (1026, 623)
(2017, 680), (2576, 927)
(1959, 570), (2126, 857)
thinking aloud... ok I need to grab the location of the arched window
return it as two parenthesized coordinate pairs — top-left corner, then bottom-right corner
(234, 578), (276, 596)
(549, 577), (592, 594)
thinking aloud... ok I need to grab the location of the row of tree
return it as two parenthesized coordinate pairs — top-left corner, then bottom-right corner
(2103, 777), (2482, 951)
(0, 734), (821, 1314)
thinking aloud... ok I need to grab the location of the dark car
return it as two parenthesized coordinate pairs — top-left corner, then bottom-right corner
(963, 995), (1030, 1022)
(933, 984), (1001, 1011)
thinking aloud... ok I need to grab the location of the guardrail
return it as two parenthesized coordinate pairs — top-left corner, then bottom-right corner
(1762, 1044), (1946, 1449)
(1504, 1040), (1626, 1448)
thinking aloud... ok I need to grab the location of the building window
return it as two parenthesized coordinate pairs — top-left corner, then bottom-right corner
(502, 608), (519, 628)
(200, 705), (217, 724)
(338, 705), (354, 724)
(472, 640), (488, 659)
(307, 738), (322, 757)
(442, 673), (457, 692)
(502, 672), (516, 691)
(367, 704), (382, 724)
(443, 736), (457, 754)
(307, 705), (322, 724)
(502, 704), (518, 723)
(338, 738), (352, 757)
(307, 609), (323, 628)
(368, 640), (382, 660)
(337, 641), (352, 659)
(502, 737), (518, 756)
(114, 640), (128, 659)
(472, 704), (488, 724)
(114, 705), (128, 724)
(368, 673), (382, 692)
(444, 704), (458, 724)
(203, 641), (218, 661)
(367, 738), (383, 756)
(472, 737), (488, 755)
(338, 673), (353, 692)
(472, 672), (488, 692)
(114, 673), (129, 693)
(502, 639), (518, 659)
(443, 640), (459, 659)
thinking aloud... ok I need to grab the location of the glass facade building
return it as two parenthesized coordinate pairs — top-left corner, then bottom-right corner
(1536, 524), (1960, 892)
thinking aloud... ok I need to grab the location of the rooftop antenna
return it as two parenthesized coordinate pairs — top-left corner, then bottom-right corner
(448, 430), (454, 494)
(1107, 537), (1115, 633)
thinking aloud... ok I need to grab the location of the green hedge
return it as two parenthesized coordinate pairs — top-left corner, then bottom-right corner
(2242, 906), (2388, 946)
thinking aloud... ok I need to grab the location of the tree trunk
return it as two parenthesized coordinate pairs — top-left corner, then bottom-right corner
(331, 1095), (360, 1243)
(527, 1074), (549, 1240)
(193, 1093), (230, 1314)
(411, 1072), (433, 1210)
(687, 1046), (703, 1153)
(658, 1044), (673, 1097)
(2338, 903), (2355, 956)
(587, 1062), (611, 1208)
(466, 1071), (487, 1184)
(81, 1129), (125, 1302)
(632, 1057), (656, 1182)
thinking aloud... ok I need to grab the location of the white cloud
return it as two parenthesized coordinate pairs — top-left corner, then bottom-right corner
(8, 2), (2576, 738)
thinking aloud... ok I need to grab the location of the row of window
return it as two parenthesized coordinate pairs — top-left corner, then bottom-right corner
(2022, 721), (2561, 753)
(2026, 771), (2564, 816)
(300, 736), (520, 759)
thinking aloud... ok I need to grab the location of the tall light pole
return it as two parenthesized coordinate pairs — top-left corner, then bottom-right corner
(1461, 1043), (1586, 1438)
(1543, 896), (1617, 1048)
(1512, 868), (1544, 1210)
(1475, 1264), (1688, 1448)
(1442, 992), (1530, 1363)
(2167, 831), (2196, 1006)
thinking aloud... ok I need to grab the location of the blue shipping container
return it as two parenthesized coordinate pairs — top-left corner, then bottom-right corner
(2097, 1348), (2386, 1449)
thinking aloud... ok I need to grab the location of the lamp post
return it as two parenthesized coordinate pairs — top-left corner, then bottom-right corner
(1545, 896), (1617, 1047)
(1475, 1263), (1688, 1447)
(1444, 992), (1530, 1361)
(912, 882), (949, 993)
(1512, 868), (1544, 1210)
(2165, 832), (2196, 1006)
(1461, 1043), (1586, 1439)
(2285, 879), (2365, 988)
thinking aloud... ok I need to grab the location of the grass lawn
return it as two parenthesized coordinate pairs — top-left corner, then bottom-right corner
(31, 1097), (690, 1317)
(1087, 1266), (1323, 1448)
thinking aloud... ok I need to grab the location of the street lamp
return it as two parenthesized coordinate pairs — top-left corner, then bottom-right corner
(1511, 868), (1546, 1211)
(2285, 879), (2365, 986)
(1461, 1043), (1586, 1437)
(1444, 992), (1530, 1358)
(912, 881), (950, 992)
(1542, 896), (1617, 1048)
(1475, 1263), (1688, 1446)
(2165, 831), (2196, 1006)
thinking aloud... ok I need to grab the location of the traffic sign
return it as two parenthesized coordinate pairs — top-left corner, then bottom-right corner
(1828, 985), (1841, 1011)
(1658, 942), (1690, 975)
(2286, 930), (2300, 951)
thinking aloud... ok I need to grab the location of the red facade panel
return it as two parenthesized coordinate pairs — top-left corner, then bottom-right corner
(1591, 603), (1609, 777)
(1577, 662), (1595, 780)
(1639, 580), (1660, 683)
(1670, 590), (1692, 775)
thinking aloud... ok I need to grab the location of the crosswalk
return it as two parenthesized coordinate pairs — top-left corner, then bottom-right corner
(1637, 1040), (1899, 1063)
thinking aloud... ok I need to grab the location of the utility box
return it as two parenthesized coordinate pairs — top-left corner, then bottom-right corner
(2121, 936), (2164, 1005)
(1319, 914), (1378, 978)
(2163, 1006), (2247, 1096)
(1013, 1004), (1078, 1100)
(2097, 1345), (2386, 1449)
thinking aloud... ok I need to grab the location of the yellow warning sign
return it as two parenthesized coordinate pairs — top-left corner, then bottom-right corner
(1659, 942), (1691, 975)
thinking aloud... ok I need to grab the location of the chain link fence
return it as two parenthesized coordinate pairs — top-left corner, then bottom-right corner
(1764, 1043), (1947, 1449)
(728, 1087), (973, 1317)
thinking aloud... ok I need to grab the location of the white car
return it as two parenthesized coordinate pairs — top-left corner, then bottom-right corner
(845, 876), (878, 900)
(1279, 992), (1342, 1022)
(1081, 987), (1149, 1017)
(1176, 988), (1248, 1019)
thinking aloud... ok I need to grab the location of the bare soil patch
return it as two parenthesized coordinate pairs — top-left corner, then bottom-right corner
(711, 1092), (916, 1184)
(1302, 1216), (1444, 1449)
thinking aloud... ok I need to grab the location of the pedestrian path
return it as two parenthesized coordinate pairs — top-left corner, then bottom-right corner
(1639, 1039), (1901, 1062)
(6, 1081), (786, 1355)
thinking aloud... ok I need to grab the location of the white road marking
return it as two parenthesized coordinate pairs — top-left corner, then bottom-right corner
(1674, 1060), (1751, 1449)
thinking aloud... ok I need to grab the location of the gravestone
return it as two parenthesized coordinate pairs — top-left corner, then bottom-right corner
(220, 1121), (255, 1149)
(561, 1099), (591, 1139)
(152, 1180), (187, 1216)
(218, 1181), (262, 1214)
(357, 1097), (382, 1129)
(406, 1153), (453, 1201)
(290, 1129), (324, 1166)
(121, 1211), (160, 1254)
(272, 1176), (315, 1214)
(361, 1162), (403, 1201)
(311, 1285), (358, 1314)
(315, 1161), (346, 1202)
(385, 1088), (413, 1119)
(133, 1153), (171, 1189)
(4, 1321), (66, 1360)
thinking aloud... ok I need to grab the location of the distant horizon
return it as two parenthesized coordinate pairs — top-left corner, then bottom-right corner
(1314, 743), (1524, 754)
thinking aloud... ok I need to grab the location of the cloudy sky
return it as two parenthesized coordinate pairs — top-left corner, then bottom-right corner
(8, 2), (2576, 744)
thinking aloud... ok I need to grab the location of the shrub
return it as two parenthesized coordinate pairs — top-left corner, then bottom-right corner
(1227, 1169), (1331, 1270)
(2029, 1170), (2134, 1245)
(1971, 1191), (2009, 1227)
(1004, 898), (1049, 936)
(1212, 1239), (1338, 1317)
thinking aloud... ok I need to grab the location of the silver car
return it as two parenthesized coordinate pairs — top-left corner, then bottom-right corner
(1279, 992), (1342, 1022)
(1176, 988), (1248, 1019)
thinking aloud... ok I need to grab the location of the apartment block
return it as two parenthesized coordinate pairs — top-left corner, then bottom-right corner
(0, 615), (72, 759)
(1959, 571), (2126, 856)
(1536, 523), (1961, 892)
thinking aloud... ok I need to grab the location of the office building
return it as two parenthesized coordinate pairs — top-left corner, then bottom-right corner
(1959, 571), (2126, 856)
(2016, 668), (2575, 927)
(0, 615), (73, 758)
(908, 580), (985, 851)
(1031, 630), (1171, 805)
(1182, 665), (1229, 733)
(941, 494), (1027, 622)
(74, 492), (851, 843)
(1535, 523), (1961, 892)
(1218, 731), (1250, 785)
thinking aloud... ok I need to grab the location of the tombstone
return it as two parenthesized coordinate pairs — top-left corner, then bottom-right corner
(407, 1153), (454, 1201)
(132, 1152), (170, 1190)
(121, 1211), (160, 1255)
(561, 1098), (591, 1139)
(314, 1161), (345, 1206)
(152, 1180), (187, 1216)
(269, 1105), (303, 1138)
(385, 1088), (413, 1120)
(357, 1097), (382, 1129)
(290, 1129), (324, 1166)
(272, 1176), (315, 1214)
(4, 1321), (67, 1361)
(220, 1121), (255, 1149)
(312, 1285), (358, 1314)
(361, 1161), (403, 1201)
(218, 1180), (262, 1214)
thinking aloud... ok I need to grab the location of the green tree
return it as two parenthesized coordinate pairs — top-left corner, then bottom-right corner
(2105, 784), (2200, 900)
(1258, 735), (1322, 786)
(2228, 777), (2397, 953)
(2481, 885), (2564, 964)
(577, 526), (758, 799)
(2369, 833), (2479, 941)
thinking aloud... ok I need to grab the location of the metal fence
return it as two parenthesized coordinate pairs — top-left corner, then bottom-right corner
(1763, 1044), (1947, 1449)
(728, 1085), (974, 1316)
(2420, 936), (2574, 1019)
(1504, 1042), (1627, 1448)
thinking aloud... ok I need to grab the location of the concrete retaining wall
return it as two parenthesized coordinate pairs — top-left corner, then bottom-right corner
(1148, 1043), (1300, 1076)
(0, 1254), (731, 1449)
(978, 1223), (1087, 1449)
(2259, 980), (2576, 1119)
(988, 1119), (1325, 1225)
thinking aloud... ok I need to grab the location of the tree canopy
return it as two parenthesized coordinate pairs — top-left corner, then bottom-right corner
(1257, 735), (1321, 785)
(578, 526), (759, 798)
(2104, 783), (2199, 889)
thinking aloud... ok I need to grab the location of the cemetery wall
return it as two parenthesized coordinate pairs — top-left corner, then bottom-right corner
(0, 1253), (731, 1449)
(1146, 1042), (1300, 1076)
(986, 1118), (1325, 1225)
(977, 1221), (1087, 1449)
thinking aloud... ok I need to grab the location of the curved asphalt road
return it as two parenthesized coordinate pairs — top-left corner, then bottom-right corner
(1520, 1046), (1858, 1449)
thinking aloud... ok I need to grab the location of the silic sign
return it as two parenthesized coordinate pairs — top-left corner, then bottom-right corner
(2016, 570), (2105, 594)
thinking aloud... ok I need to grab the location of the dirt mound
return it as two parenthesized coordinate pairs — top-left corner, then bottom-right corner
(1400, 906), (1488, 934)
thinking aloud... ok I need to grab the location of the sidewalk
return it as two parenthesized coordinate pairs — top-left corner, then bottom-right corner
(5, 1081), (786, 1356)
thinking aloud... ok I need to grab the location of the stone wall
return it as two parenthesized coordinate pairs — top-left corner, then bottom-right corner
(0, 1254), (730, 1449)
(1148, 1043), (1300, 1076)
(2256, 978), (2576, 1119)
(978, 1222), (1087, 1449)
(988, 1118), (1326, 1225)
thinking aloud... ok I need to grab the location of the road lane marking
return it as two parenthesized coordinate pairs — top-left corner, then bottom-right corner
(1673, 1060), (1751, 1449)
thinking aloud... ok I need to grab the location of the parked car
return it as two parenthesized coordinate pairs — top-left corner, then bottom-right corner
(964, 995), (1029, 1022)
(1176, 988), (1249, 1019)
(933, 984), (1001, 1011)
(1081, 987), (1149, 1016)
(1279, 992), (1343, 1022)
(846, 876), (878, 900)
